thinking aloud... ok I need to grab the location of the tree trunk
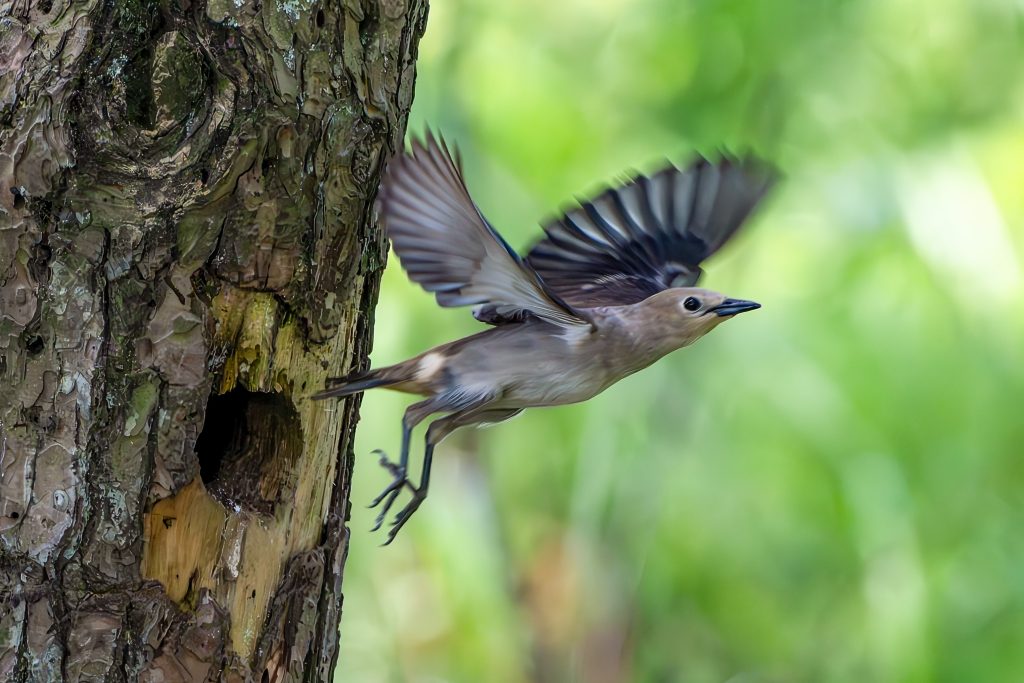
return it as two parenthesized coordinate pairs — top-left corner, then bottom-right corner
(0, 0), (426, 680)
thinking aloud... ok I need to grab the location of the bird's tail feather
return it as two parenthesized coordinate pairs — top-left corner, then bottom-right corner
(311, 369), (405, 400)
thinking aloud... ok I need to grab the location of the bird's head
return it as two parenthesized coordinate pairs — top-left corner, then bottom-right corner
(635, 287), (761, 350)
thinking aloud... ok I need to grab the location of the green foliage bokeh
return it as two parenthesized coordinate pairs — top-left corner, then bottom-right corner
(337, 0), (1024, 681)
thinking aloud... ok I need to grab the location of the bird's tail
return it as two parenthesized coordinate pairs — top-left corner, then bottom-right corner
(311, 368), (407, 400)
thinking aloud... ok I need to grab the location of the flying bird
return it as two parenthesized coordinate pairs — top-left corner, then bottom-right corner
(314, 132), (776, 544)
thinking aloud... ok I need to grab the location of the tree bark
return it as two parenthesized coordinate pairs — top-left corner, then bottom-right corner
(0, 0), (426, 680)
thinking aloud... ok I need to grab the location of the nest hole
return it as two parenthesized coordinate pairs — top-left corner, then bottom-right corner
(10, 188), (26, 210)
(194, 387), (302, 515)
(24, 334), (45, 356)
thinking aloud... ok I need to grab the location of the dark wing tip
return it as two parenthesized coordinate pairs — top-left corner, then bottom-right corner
(527, 148), (779, 307)
(707, 148), (781, 187)
(379, 127), (463, 207)
(408, 128), (461, 166)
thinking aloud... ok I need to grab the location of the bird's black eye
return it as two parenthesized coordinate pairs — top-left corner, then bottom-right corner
(683, 296), (701, 312)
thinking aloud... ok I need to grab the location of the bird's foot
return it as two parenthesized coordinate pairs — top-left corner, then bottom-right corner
(367, 450), (417, 533)
(382, 490), (426, 546)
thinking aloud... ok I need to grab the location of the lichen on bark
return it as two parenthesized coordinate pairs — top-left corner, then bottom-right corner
(0, 0), (427, 680)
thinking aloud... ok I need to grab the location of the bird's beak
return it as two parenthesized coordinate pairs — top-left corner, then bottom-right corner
(709, 298), (761, 317)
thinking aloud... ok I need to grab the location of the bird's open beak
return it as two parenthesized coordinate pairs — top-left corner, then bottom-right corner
(709, 298), (761, 317)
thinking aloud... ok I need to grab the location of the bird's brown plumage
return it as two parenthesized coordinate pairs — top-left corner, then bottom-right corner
(314, 131), (776, 543)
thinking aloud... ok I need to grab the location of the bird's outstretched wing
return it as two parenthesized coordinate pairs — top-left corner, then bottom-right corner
(525, 155), (776, 308)
(378, 132), (589, 329)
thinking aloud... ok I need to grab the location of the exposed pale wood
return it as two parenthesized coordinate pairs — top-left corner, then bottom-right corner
(140, 289), (363, 659)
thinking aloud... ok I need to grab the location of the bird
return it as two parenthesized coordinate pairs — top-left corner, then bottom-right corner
(313, 131), (776, 544)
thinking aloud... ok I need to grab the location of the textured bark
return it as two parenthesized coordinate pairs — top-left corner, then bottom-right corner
(0, 0), (426, 680)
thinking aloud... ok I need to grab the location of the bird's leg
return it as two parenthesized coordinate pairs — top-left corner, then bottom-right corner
(383, 441), (435, 545)
(383, 415), (451, 545)
(369, 398), (439, 531)
(366, 432), (413, 532)
(368, 423), (412, 505)
(383, 405), (518, 544)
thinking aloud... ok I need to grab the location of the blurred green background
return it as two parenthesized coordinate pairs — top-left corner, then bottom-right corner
(336, 0), (1024, 681)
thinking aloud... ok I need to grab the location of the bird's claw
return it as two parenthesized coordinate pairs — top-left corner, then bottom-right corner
(367, 450), (420, 537)
(367, 450), (417, 506)
(381, 491), (426, 546)
(371, 449), (404, 479)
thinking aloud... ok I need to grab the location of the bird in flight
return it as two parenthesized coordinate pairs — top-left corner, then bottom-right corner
(314, 132), (776, 544)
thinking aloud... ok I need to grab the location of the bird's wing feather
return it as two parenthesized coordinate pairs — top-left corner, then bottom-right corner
(378, 132), (590, 329)
(525, 155), (776, 307)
